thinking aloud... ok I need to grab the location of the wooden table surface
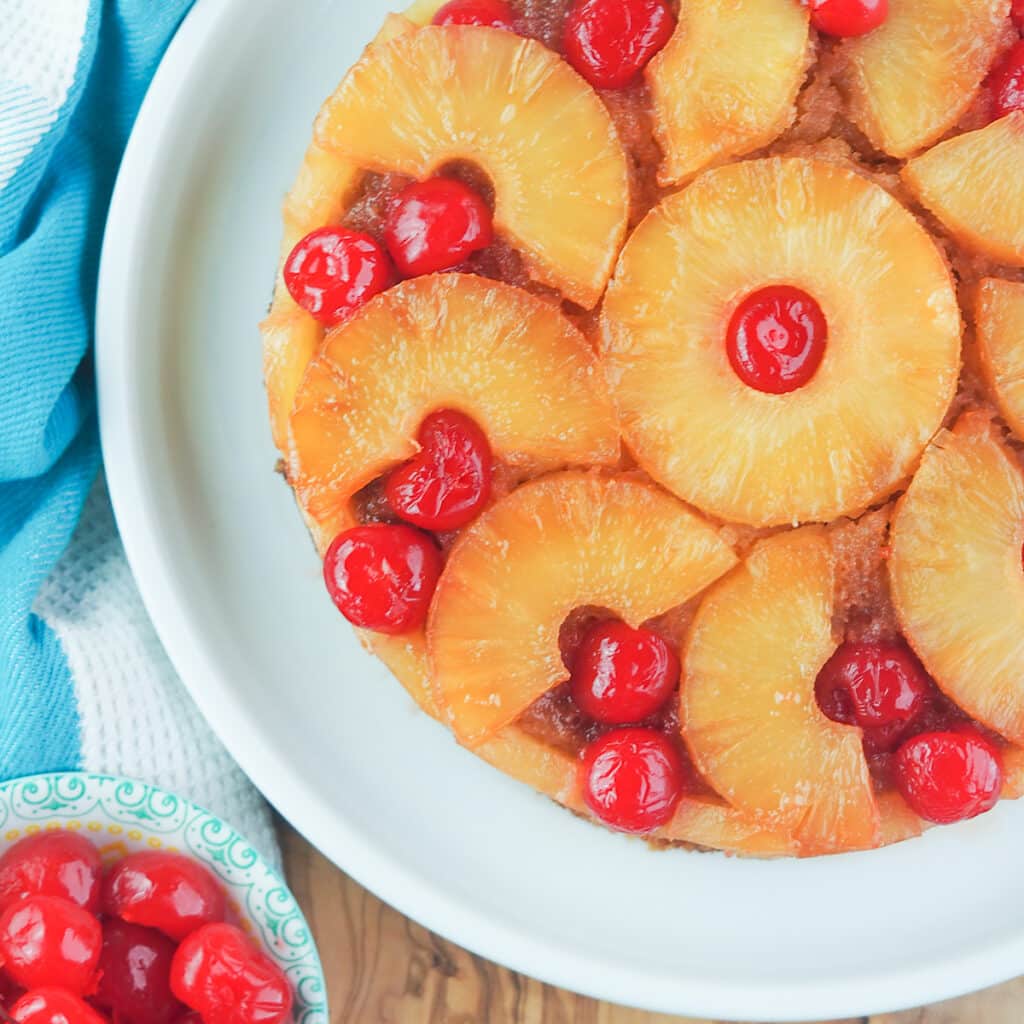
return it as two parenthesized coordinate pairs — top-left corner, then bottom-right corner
(279, 825), (1022, 1024)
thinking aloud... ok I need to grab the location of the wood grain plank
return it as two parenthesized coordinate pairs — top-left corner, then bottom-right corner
(278, 823), (1019, 1024)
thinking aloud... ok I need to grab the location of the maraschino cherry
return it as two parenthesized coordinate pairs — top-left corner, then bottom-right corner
(432, 0), (516, 29)
(816, 641), (932, 752)
(384, 178), (493, 277)
(894, 728), (1003, 824)
(323, 525), (442, 633)
(283, 227), (393, 325)
(564, 0), (675, 90)
(726, 285), (828, 394)
(103, 851), (226, 942)
(170, 924), (292, 1024)
(94, 920), (184, 1024)
(0, 831), (102, 914)
(570, 620), (679, 724)
(11, 990), (109, 1024)
(386, 410), (493, 530)
(0, 894), (101, 994)
(989, 41), (1024, 120)
(1012, 0), (1024, 32)
(809, 0), (888, 37)
(580, 728), (685, 833)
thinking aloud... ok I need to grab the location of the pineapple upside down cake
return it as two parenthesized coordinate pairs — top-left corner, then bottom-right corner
(261, 0), (1024, 857)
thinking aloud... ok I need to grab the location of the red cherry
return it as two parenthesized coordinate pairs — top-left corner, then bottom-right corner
(564, 0), (675, 90)
(103, 852), (226, 943)
(94, 920), (183, 1024)
(323, 525), (442, 633)
(809, 0), (887, 37)
(0, 832), (102, 915)
(432, 0), (516, 28)
(1013, 0), (1024, 31)
(385, 410), (493, 531)
(283, 227), (393, 326)
(0, 895), (101, 994)
(170, 924), (292, 1024)
(569, 621), (679, 725)
(989, 41), (1024, 120)
(895, 728), (1003, 824)
(815, 642), (932, 752)
(11, 991), (109, 1024)
(726, 285), (828, 394)
(383, 178), (493, 277)
(581, 728), (685, 833)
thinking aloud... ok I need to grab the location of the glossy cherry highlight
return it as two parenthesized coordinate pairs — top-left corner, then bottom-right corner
(815, 641), (932, 752)
(11, 990), (109, 1024)
(323, 525), (442, 634)
(103, 851), (227, 942)
(726, 285), (828, 394)
(384, 178), (493, 277)
(283, 226), (393, 326)
(94, 920), (183, 1024)
(170, 923), (293, 1024)
(0, 831), (102, 914)
(809, 0), (888, 37)
(385, 410), (493, 531)
(989, 41), (1024, 120)
(580, 728), (685, 833)
(569, 620), (679, 725)
(0, 894), (101, 994)
(895, 728), (1003, 824)
(563, 0), (675, 90)
(432, 0), (516, 28)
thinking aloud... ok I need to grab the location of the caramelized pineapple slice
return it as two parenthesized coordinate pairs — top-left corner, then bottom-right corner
(843, 0), (1008, 158)
(601, 157), (961, 527)
(976, 278), (1024, 440)
(315, 26), (629, 308)
(429, 472), (737, 746)
(891, 414), (1024, 744)
(289, 274), (619, 551)
(260, 13), (416, 456)
(646, 0), (809, 185)
(903, 114), (1024, 267)
(684, 527), (878, 855)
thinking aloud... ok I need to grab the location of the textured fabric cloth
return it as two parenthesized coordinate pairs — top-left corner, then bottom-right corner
(35, 480), (278, 866)
(1, 0), (275, 855)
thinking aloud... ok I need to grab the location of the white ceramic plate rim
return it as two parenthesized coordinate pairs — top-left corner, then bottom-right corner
(96, 0), (1024, 1017)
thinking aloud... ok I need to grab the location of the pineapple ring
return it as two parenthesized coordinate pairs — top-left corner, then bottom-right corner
(260, 13), (417, 457)
(843, 0), (1008, 159)
(601, 156), (962, 528)
(903, 113), (1024, 268)
(646, 0), (809, 186)
(429, 472), (738, 747)
(314, 25), (630, 309)
(976, 278), (1024, 441)
(683, 527), (880, 856)
(890, 414), (1024, 745)
(288, 273), (619, 553)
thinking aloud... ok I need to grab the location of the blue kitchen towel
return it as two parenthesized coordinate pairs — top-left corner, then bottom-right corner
(0, 1), (193, 778)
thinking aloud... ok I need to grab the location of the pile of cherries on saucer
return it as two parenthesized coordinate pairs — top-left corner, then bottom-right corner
(0, 832), (292, 1024)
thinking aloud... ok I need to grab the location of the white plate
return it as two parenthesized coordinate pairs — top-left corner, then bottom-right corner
(96, 0), (1024, 1018)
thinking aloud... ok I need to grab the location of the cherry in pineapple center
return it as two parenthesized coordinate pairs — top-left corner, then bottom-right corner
(726, 285), (828, 395)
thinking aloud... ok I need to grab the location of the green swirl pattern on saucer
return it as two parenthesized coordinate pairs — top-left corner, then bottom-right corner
(0, 772), (327, 1024)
